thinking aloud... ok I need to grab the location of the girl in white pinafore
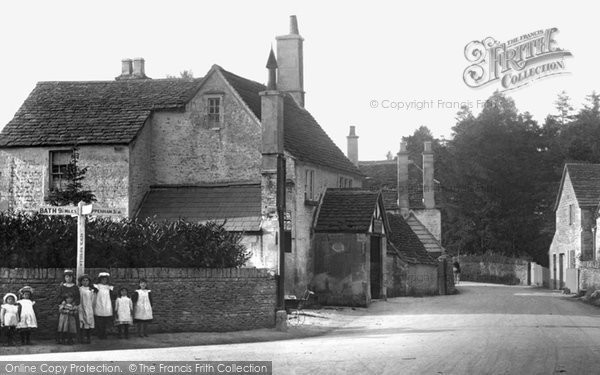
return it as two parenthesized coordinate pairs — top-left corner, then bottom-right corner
(132, 279), (153, 337)
(78, 274), (96, 344)
(93, 272), (114, 339)
(16, 286), (37, 345)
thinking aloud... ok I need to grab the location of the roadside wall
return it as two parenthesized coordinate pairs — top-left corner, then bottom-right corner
(0, 267), (276, 338)
(457, 255), (529, 285)
(579, 260), (600, 292)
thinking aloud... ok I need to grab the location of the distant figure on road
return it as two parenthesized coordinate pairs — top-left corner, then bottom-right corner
(453, 261), (461, 285)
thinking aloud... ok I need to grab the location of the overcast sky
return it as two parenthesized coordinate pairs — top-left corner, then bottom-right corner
(0, 1), (596, 160)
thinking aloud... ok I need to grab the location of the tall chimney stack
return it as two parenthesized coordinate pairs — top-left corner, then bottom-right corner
(276, 15), (305, 107)
(347, 126), (359, 166)
(398, 142), (409, 216)
(423, 141), (435, 209)
(132, 58), (146, 78)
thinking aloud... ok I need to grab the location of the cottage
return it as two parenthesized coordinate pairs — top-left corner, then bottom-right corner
(549, 163), (600, 291)
(0, 16), (364, 298)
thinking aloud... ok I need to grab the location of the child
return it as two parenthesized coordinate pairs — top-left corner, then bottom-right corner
(78, 274), (96, 344)
(57, 293), (78, 344)
(93, 271), (115, 339)
(114, 288), (133, 339)
(16, 286), (37, 345)
(132, 279), (153, 337)
(57, 269), (79, 343)
(1, 293), (19, 346)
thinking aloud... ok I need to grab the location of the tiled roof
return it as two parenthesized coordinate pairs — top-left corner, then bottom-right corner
(315, 189), (382, 233)
(136, 184), (261, 232)
(386, 213), (437, 265)
(219, 68), (362, 176)
(405, 212), (444, 257)
(0, 79), (202, 147)
(359, 160), (439, 209)
(556, 163), (600, 209)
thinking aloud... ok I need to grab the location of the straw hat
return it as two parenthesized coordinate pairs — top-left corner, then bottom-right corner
(3, 293), (17, 303)
(18, 286), (33, 297)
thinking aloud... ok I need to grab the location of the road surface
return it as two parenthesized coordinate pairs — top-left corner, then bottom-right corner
(4, 282), (600, 374)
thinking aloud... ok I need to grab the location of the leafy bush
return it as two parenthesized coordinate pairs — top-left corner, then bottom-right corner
(0, 212), (250, 268)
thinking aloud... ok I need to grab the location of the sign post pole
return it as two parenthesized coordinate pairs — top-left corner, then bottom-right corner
(76, 201), (86, 281)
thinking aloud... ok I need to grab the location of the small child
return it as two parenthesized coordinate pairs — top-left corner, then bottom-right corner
(78, 274), (96, 344)
(57, 293), (78, 344)
(1, 293), (19, 346)
(114, 288), (133, 339)
(132, 279), (153, 337)
(93, 271), (115, 339)
(56, 269), (79, 344)
(16, 286), (37, 345)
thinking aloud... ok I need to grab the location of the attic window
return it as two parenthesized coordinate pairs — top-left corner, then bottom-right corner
(206, 96), (222, 125)
(569, 204), (574, 225)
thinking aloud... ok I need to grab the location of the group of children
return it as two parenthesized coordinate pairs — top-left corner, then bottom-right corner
(0, 269), (154, 346)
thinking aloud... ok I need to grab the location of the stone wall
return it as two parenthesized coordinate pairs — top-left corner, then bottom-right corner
(128, 118), (153, 216)
(458, 255), (529, 285)
(0, 267), (276, 338)
(0, 146), (129, 213)
(151, 72), (262, 186)
(285, 159), (363, 296)
(579, 260), (600, 292)
(312, 233), (370, 307)
(385, 254), (439, 297)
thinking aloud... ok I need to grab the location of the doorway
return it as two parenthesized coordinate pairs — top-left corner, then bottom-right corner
(559, 253), (565, 289)
(370, 236), (382, 299)
(553, 254), (557, 289)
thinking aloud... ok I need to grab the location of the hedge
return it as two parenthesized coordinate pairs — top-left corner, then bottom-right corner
(0, 212), (250, 268)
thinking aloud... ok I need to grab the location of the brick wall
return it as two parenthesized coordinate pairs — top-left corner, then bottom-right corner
(0, 267), (276, 338)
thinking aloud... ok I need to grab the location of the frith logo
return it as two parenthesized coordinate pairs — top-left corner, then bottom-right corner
(463, 28), (572, 91)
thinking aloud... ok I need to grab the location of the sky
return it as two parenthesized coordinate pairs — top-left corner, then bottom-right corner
(0, 0), (597, 160)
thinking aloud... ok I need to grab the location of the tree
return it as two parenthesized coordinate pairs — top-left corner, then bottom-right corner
(166, 70), (194, 80)
(553, 91), (575, 126)
(45, 147), (96, 206)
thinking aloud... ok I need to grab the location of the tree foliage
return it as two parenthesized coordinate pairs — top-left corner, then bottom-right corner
(45, 147), (97, 206)
(0, 212), (250, 268)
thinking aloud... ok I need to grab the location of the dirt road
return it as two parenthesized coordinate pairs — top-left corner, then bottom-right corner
(4, 283), (600, 374)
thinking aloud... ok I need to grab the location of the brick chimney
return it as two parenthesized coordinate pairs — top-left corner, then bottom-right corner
(397, 142), (409, 216)
(276, 15), (305, 107)
(423, 141), (435, 209)
(346, 126), (359, 166)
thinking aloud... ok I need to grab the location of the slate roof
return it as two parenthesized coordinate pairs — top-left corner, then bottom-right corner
(405, 212), (445, 257)
(555, 163), (600, 210)
(386, 213), (437, 265)
(136, 184), (261, 232)
(359, 160), (440, 209)
(0, 65), (361, 177)
(314, 189), (383, 233)
(219, 68), (362, 176)
(0, 79), (202, 147)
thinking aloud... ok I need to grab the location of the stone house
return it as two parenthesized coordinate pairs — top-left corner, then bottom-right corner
(346, 129), (446, 296)
(549, 163), (600, 290)
(0, 17), (363, 297)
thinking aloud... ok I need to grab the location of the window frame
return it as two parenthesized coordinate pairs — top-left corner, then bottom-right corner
(305, 169), (315, 201)
(205, 94), (224, 126)
(49, 149), (72, 191)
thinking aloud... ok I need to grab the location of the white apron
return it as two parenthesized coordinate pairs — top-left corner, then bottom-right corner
(93, 284), (113, 317)
(134, 289), (153, 320)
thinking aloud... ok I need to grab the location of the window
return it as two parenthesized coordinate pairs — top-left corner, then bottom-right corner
(305, 169), (315, 201)
(569, 204), (574, 225)
(49, 150), (71, 190)
(339, 177), (353, 188)
(284, 230), (292, 253)
(206, 97), (222, 123)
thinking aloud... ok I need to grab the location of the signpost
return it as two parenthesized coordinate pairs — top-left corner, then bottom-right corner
(39, 202), (125, 280)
